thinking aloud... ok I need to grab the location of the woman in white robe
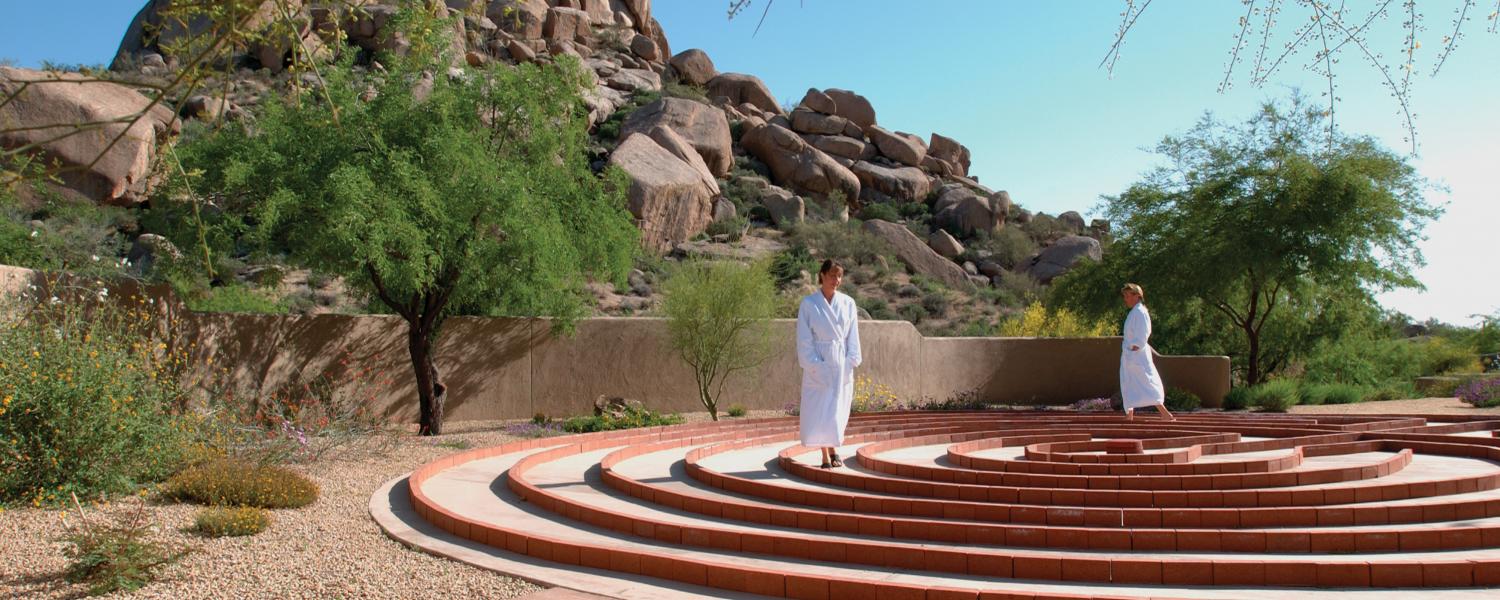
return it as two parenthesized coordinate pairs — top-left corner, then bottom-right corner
(1120, 283), (1173, 421)
(797, 260), (862, 468)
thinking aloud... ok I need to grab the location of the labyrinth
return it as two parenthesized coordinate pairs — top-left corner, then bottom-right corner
(374, 412), (1500, 598)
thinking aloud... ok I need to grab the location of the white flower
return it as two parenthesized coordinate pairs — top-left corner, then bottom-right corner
(98, 288), (109, 298)
(49, 296), (60, 305)
(29, 230), (38, 238)
(91, 255), (99, 262)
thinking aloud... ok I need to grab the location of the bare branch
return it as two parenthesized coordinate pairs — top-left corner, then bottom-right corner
(1099, 0), (1154, 76)
(1433, 0), (1476, 74)
(1220, 0), (1260, 93)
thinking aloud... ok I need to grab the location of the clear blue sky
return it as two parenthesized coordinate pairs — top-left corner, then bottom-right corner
(3, 1), (1497, 325)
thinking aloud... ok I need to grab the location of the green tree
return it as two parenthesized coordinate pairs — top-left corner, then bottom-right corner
(1052, 96), (1439, 385)
(662, 260), (779, 421)
(176, 52), (636, 434)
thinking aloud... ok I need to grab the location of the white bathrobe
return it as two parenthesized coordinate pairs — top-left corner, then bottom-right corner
(796, 291), (862, 447)
(1120, 303), (1166, 409)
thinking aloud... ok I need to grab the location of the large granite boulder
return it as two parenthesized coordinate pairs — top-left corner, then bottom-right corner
(849, 161), (933, 204)
(706, 73), (779, 115)
(669, 49), (716, 86)
(621, 97), (733, 177)
(741, 122), (860, 206)
(1024, 235), (1102, 283)
(113, 0), (292, 68)
(646, 125), (719, 195)
(544, 6), (592, 43)
(806, 134), (876, 161)
(862, 220), (972, 290)
(823, 88), (876, 129)
(608, 133), (714, 253)
(928, 230), (964, 259)
(799, 88), (838, 115)
(488, 0), (549, 39)
(1058, 210), (1087, 234)
(0, 67), (180, 205)
(867, 125), (926, 168)
(928, 133), (972, 176)
(760, 185), (804, 227)
(932, 185), (1004, 237)
(789, 108), (850, 136)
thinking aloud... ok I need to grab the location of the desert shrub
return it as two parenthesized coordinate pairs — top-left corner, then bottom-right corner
(705, 216), (748, 241)
(1364, 386), (1405, 402)
(186, 284), (287, 314)
(858, 297), (898, 320)
(858, 202), (901, 223)
(1221, 387), (1252, 410)
(786, 221), (893, 267)
(0, 282), (190, 505)
(1069, 397), (1113, 412)
(0, 197), (135, 278)
(851, 376), (902, 412)
(1164, 387), (1201, 412)
(769, 245), (816, 288)
(993, 271), (1041, 308)
(726, 404), (747, 417)
(898, 303), (929, 323)
(922, 291), (950, 318)
(61, 503), (192, 596)
(663, 260), (778, 421)
(503, 421), (565, 438)
(562, 405), (682, 433)
(1301, 383), (1363, 405)
(164, 459), (319, 508)
(967, 227), (1038, 270)
(910, 388), (986, 410)
(1457, 377), (1500, 408)
(662, 80), (708, 102)
(1022, 213), (1072, 243)
(997, 302), (1113, 337)
(193, 506), (270, 537)
(1249, 380), (1300, 412)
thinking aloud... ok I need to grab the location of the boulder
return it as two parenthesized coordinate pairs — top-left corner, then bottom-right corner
(760, 186), (804, 227)
(181, 95), (236, 122)
(487, 0), (549, 39)
(712, 197), (737, 222)
(648, 17), (672, 62)
(126, 233), (182, 276)
(849, 161), (933, 204)
(669, 48), (716, 85)
(920, 154), (954, 177)
(646, 125), (719, 195)
(582, 84), (628, 128)
(629, 33), (659, 61)
(867, 125), (926, 167)
(594, 395), (644, 418)
(621, 97), (733, 177)
(1090, 219), (1112, 238)
(799, 88), (838, 115)
(1058, 211), (1086, 234)
(807, 135), (876, 161)
(1024, 235), (1102, 283)
(0, 67), (180, 206)
(114, 0), (291, 68)
(822, 88), (875, 129)
(789, 108), (851, 136)
(740, 122), (861, 206)
(977, 260), (1005, 278)
(607, 133), (715, 253)
(862, 220), (972, 290)
(932, 185), (1003, 237)
(842, 120), (864, 139)
(543, 6), (591, 43)
(928, 230), (964, 259)
(928, 133), (971, 176)
(507, 39), (538, 62)
(605, 68), (662, 92)
(706, 73), (779, 115)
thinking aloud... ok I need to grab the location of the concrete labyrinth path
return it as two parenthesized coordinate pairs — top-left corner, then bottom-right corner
(371, 412), (1500, 599)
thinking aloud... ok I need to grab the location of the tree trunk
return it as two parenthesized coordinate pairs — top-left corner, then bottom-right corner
(1244, 323), (1261, 387)
(409, 322), (445, 436)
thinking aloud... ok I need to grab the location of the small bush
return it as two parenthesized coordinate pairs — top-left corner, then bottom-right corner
(705, 216), (748, 241)
(1302, 383), (1364, 405)
(193, 506), (270, 537)
(504, 421), (565, 438)
(164, 459), (319, 508)
(967, 227), (1037, 270)
(786, 221), (893, 267)
(662, 80), (708, 102)
(858, 202), (901, 223)
(1457, 377), (1500, 408)
(997, 302), (1113, 338)
(187, 284), (286, 314)
(1164, 387), (1201, 412)
(898, 303), (929, 323)
(1249, 380), (1300, 412)
(769, 245), (816, 288)
(851, 376), (902, 412)
(1221, 387), (1251, 410)
(61, 504), (191, 596)
(726, 404), (747, 417)
(1069, 397), (1113, 412)
(562, 405), (682, 433)
(921, 292), (950, 318)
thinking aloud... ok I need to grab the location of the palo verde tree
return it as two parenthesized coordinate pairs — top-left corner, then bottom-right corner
(176, 9), (637, 435)
(661, 260), (779, 421)
(1051, 95), (1439, 385)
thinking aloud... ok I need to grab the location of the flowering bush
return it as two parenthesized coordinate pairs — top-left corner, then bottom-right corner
(60, 500), (192, 595)
(193, 506), (270, 537)
(0, 278), (190, 506)
(996, 302), (1113, 338)
(851, 375), (902, 413)
(1069, 397), (1113, 412)
(1457, 377), (1500, 408)
(163, 459), (318, 509)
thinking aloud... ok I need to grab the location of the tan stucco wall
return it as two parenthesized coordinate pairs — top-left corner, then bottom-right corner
(1, 265), (1231, 421)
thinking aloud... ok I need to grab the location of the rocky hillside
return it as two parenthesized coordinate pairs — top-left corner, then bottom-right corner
(1, 0), (1111, 334)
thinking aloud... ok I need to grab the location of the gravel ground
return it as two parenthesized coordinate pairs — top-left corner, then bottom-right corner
(0, 410), (788, 600)
(1290, 396), (1500, 415)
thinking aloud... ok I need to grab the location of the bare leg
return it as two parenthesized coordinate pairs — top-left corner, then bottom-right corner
(820, 448), (833, 468)
(1125, 408), (1134, 421)
(1155, 404), (1175, 421)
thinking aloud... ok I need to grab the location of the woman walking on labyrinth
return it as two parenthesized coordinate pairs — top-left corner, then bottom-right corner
(796, 260), (863, 468)
(1120, 283), (1174, 421)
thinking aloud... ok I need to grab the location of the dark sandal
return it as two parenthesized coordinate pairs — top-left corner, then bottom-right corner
(829, 452), (844, 468)
(820, 460), (833, 469)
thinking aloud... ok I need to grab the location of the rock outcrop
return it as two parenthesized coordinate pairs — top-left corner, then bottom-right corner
(0, 67), (179, 205)
(706, 73), (779, 115)
(741, 122), (860, 205)
(932, 185), (1004, 237)
(862, 219), (972, 290)
(621, 98), (733, 177)
(669, 49), (716, 86)
(607, 133), (714, 253)
(1024, 235), (1102, 283)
